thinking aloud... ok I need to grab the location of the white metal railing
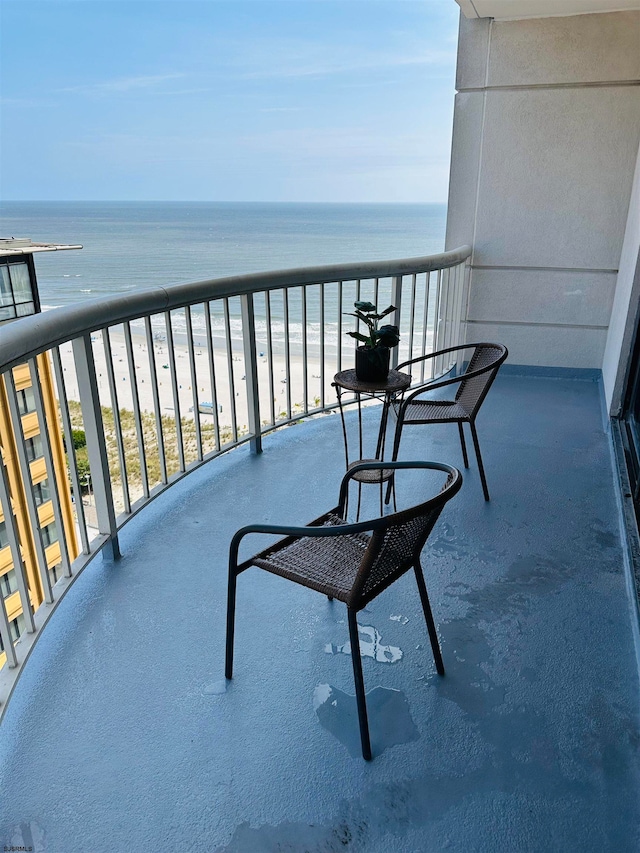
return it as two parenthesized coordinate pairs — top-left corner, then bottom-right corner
(0, 245), (470, 713)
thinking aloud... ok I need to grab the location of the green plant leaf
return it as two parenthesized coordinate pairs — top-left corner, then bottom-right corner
(354, 300), (376, 312)
(376, 325), (400, 347)
(347, 331), (370, 344)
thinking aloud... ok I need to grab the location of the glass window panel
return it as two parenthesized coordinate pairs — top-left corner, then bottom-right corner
(26, 435), (44, 463)
(15, 302), (35, 318)
(1, 569), (17, 598)
(33, 480), (51, 506)
(33, 478), (51, 506)
(18, 386), (36, 416)
(9, 263), (32, 302)
(0, 267), (12, 306)
(0, 520), (7, 549)
(0, 305), (16, 322)
(42, 521), (58, 548)
(9, 616), (22, 642)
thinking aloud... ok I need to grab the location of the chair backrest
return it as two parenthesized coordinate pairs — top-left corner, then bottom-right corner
(350, 465), (461, 608)
(454, 343), (507, 417)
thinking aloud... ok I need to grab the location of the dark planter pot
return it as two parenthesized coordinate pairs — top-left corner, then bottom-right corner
(355, 346), (390, 383)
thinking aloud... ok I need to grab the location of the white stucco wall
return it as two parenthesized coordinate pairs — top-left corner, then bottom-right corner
(446, 10), (640, 369)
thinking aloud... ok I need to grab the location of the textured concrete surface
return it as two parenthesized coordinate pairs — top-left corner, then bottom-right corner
(0, 374), (639, 853)
(446, 10), (640, 372)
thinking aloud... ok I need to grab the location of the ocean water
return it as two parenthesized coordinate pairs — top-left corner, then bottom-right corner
(0, 201), (447, 310)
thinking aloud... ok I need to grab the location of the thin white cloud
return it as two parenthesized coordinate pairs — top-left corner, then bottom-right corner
(58, 73), (186, 95)
(259, 107), (303, 113)
(238, 126), (449, 161)
(239, 49), (455, 80)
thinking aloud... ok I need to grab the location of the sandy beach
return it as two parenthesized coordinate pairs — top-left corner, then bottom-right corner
(56, 322), (342, 436)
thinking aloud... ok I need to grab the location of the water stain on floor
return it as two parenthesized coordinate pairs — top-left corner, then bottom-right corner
(313, 683), (419, 758)
(324, 624), (402, 663)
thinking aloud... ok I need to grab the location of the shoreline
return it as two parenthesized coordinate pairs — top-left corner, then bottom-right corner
(56, 324), (346, 433)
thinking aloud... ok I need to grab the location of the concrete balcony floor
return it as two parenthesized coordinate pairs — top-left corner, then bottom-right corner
(1, 372), (639, 853)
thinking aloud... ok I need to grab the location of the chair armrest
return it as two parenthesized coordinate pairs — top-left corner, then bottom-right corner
(229, 510), (377, 574)
(230, 461), (462, 574)
(337, 460), (459, 513)
(397, 355), (503, 412)
(396, 342), (479, 372)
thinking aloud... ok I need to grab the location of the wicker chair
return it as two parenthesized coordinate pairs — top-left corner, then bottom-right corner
(225, 460), (462, 761)
(391, 343), (507, 501)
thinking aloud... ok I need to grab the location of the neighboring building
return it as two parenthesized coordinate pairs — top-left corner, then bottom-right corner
(0, 239), (80, 667)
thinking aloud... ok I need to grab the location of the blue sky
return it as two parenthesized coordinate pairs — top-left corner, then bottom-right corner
(1, 1), (460, 202)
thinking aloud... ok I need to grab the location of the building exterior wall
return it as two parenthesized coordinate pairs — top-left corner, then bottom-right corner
(0, 255), (79, 668)
(446, 10), (640, 368)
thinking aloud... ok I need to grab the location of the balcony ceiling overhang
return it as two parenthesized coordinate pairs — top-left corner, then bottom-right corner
(455, 0), (640, 19)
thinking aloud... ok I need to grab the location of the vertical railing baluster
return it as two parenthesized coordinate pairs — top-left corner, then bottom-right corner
(223, 299), (238, 443)
(337, 281), (343, 373)
(72, 334), (120, 560)
(103, 328), (131, 514)
(144, 317), (167, 485)
(408, 274), (417, 362)
(28, 357), (71, 577)
(421, 272), (431, 384)
(265, 292), (275, 425)
(0, 446), (35, 632)
(452, 263), (465, 375)
(204, 303), (222, 451)
(440, 267), (451, 360)
(164, 311), (185, 473)
(320, 282), (325, 410)
(390, 274), (403, 370)
(301, 286), (308, 414)
(446, 267), (458, 360)
(449, 264), (457, 352)
(457, 260), (469, 349)
(0, 596), (17, 668)
(449, 266), (457, 355)
(433, 269), (443, 378)
(240, 293), (262, 453)
(185, 306), (203, 462)
(463, 259), (471, 348)
(51, 346), (90, 555)
(4, 369), (54, 602)
(283, 288), (291, 418)
(123, 322), (149, 499)
(451, 263), (463, 355)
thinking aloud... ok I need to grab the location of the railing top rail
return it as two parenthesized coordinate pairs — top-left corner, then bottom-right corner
(0, 246), (470, 372)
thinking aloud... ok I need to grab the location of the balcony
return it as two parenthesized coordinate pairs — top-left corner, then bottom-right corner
(0, 367), (639, 853)
(1, 357), (639, 851)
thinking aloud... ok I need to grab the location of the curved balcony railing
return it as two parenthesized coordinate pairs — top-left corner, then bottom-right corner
(0, 245), (470, 715)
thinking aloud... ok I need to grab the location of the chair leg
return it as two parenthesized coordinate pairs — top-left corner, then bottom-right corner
(457, 421), (469, 468)
(347, 607), (372, 760)
(413, 562), (444, 676)
(385, 421), (404, 505)
(470, 421), (490, 501)
(225, 569), (238, 679)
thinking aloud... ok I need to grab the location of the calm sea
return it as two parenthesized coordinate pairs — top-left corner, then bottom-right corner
(0, 201), (446, 310)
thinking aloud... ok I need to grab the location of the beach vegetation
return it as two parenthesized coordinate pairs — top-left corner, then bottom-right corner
(65, 400), (241, 512)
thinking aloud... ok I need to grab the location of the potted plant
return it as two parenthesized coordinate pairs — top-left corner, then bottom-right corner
(346, 301), (400, 382)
